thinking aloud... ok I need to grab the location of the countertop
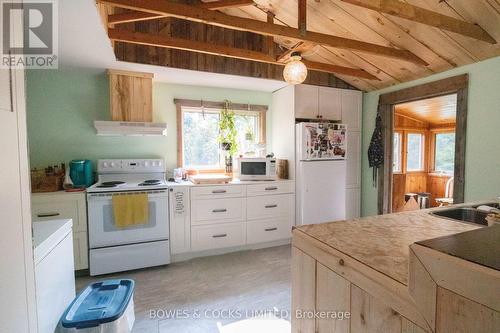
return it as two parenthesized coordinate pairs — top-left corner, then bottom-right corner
(33, 219), (72, 265)
(167, 178), (294, 187)
(295, 208), (480, 285)
(417, 224), (500, 271)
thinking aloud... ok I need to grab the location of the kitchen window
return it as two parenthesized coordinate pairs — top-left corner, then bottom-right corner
(433, 132), (455, 174)
(176, 100), (266, 170)
(393, 132), (402, 173)
(406, 133), (425, 172)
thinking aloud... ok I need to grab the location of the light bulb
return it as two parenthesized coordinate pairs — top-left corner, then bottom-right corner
(283, 53), (308, 84)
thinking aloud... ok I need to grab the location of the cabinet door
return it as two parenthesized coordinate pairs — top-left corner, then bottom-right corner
(319, 87), (342, 120)
(169, 186), (191, 254)
(73, 231), (88, 270)
(346, 131), (361, 188)
(295, 84), (319, 119)
(351, 285), (403, 333)
(316, 263), (351, 333)
(341, 90), (362, 131)
(292, 247), (316, 333)
(346, 188), (361, 219)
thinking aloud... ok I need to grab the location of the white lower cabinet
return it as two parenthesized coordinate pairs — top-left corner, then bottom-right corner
(191, 222), (246, 251)
(32, 192), (89, 271)
(188, 181), (295, 253)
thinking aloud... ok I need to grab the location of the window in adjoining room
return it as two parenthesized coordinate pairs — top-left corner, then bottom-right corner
(406, 132), (425, 172)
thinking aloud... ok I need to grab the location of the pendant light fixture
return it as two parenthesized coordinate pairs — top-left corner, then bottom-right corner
(283, 52), (308, 84)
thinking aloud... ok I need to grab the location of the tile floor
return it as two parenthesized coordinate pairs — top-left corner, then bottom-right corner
(77, 245), (292, 333)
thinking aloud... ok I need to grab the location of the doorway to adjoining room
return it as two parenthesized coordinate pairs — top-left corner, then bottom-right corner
(392, 94), (457, 212)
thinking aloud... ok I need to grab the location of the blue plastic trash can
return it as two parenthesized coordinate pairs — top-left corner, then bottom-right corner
(59, 279), (135, 333)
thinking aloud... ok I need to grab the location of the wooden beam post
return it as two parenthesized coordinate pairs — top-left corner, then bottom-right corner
(340, 0), (496, 44)
(99, 0), (428, 65)
(108, 28), (380, 80)
(265, 11), (275, 56)
(298, 0), (307, 37)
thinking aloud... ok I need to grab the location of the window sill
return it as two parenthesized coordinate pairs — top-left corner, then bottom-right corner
(429, 172), (453, 177)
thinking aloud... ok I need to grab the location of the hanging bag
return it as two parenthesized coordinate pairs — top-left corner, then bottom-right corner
(368, 106), (384, 186)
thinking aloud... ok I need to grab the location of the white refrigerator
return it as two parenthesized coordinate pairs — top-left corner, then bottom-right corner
(296, 122), (347, 225)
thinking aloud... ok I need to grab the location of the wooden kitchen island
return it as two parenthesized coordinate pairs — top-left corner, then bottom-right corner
(291, 208), (500, 333)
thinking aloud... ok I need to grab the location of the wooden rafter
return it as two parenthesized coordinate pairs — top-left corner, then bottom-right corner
(340, 0), (496, 44)
(108, 0), (255, 25)
(99, 0), (428, 65)
(108, 28), (380, 80)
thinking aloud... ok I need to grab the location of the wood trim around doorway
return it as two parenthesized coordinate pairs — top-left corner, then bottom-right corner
(377, 74), (468, 215)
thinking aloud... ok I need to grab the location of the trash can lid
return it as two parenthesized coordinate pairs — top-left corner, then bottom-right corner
(61, 279), (135, 329)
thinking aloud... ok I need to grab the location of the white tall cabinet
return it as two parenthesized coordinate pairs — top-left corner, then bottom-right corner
(0, 6), (38, 332)
(272, 84), (362, 221)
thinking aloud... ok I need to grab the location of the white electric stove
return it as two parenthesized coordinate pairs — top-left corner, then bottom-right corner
(87, 159), (171, 276)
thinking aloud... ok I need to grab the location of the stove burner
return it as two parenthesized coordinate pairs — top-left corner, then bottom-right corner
(101, 181), (126, 186)
(143, 179), (161, 184)
(96, 184), (118, 188)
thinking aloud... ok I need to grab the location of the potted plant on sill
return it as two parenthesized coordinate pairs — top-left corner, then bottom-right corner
(218, 100), (238, 174)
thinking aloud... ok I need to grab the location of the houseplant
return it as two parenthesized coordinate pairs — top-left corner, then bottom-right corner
(218, 100), (238, 172)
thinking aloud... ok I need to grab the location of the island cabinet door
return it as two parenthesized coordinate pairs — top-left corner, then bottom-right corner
(292, 247), (316, 333)
(316, 263), (351, 333)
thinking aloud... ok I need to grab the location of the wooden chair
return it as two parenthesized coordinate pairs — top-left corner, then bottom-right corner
(435, 177), (454, 207)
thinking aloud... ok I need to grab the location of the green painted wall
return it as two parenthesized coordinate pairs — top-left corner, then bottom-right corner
(361, 56), (500, 217)
(26, 68), (273, 174)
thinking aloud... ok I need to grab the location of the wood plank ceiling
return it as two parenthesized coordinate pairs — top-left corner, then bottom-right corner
(96, 0), (500, 91)
(395, 94), (457, 125)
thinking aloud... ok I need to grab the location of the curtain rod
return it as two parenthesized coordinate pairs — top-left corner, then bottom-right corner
(174, 98), (268, 112)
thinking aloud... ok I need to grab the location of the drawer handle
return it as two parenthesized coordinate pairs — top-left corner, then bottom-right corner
(212, 209), (227, 213)
(265, 204), (278, 208)
(265, 186), (278, 191)
(212, 189), (227, 194)
(37, 212), (60, 218)
(212, 233), (227, 238)
(265, 227), (278, 232)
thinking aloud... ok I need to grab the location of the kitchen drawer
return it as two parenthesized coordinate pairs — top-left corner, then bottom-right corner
(247, 217), (292, 244)
(191, 185), (246, 199)
(31, 192), (87, 232)
(247, 194), (291, 220)
(191, 198), (246, 225)
(32, 196), (87, 232)
(246, 181), (293, 197)
(191, 222), (246, 251)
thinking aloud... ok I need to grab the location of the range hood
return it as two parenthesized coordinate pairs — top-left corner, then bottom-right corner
(95, 70), (166, 136)
(94, 121), (167, 136)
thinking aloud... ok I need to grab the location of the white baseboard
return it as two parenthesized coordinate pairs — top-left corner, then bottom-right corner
(171, 238), (291, 263)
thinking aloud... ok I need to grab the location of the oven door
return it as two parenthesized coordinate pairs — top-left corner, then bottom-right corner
(87, 190), (169, 248)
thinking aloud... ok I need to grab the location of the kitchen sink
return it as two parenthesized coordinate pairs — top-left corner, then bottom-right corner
(431, 207), (489, 226)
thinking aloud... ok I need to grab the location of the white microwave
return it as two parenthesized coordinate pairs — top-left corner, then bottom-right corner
(238, 158), (277, 181)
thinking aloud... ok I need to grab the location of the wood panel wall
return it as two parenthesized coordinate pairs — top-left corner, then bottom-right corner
(113, 17), (358, 90)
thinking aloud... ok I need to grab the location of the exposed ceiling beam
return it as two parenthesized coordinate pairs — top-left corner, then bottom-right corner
(108, 0), (255, 25)
(340, 0), (497, 44)
(298, 0), (306, 36)
(99, 0), (428, 65)
(108, 28), (380, 80)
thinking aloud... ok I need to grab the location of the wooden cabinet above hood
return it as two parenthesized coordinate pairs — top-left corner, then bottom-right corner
(108, 69), (153, 122)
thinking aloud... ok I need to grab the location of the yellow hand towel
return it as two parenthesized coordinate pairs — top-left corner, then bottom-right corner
(112, 193), (149, 228)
